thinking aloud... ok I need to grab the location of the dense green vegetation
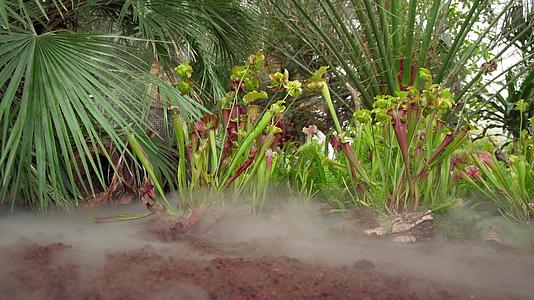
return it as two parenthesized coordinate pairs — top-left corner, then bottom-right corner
(0, 0), (533, 224)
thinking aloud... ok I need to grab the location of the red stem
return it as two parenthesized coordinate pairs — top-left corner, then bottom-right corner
(224, 148), (257, 189)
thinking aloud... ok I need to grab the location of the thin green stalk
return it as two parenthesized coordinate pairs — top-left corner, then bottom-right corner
(445, 2), (513, 83)
(361, 0), (397, 92)
(378, 0), (393, 79)
(390, 0), (401, 77)
(322, 0), (381, 96)
(323, 82), (369, 183)
(351, 0), (383, 67)
(402, 0), (417, 86)
(456, 23), (534, 102)
(292, 0), (372, 102)
(436, 0), (482, 83)
(519, 109), (524, 155)
(413, 0), (441, 86)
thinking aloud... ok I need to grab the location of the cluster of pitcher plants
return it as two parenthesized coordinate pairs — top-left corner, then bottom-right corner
(123, 51), (304, 218)
(279, 67), (470, 214)
(117, 52), (533, 224)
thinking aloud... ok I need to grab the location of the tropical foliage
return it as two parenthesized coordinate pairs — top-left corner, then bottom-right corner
(267, 0), (533, 125)
(461, 103), (534, 222)
(1, 0), (533, 226)
(0, 0), (260, 210)
(473, 69), (534, 143)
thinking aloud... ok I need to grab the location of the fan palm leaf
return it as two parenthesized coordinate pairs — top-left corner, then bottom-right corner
(88, 0), (261, 103)
(0, 29), (204, 211)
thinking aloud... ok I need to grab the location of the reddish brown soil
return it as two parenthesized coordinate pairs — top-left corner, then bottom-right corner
(3, 243), (83, 299)
(0, 208), (531, 300)
(0, 239), (522, 300)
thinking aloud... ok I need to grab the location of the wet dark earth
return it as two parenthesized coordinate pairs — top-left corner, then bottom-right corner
(1, 205), (533, 299)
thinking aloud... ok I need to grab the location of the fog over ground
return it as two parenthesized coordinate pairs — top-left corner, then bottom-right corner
(0, 202), (533, 299)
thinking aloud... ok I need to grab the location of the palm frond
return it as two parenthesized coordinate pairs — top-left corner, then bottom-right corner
(90, 0), (262, 105)
(0, 29), (203, 211)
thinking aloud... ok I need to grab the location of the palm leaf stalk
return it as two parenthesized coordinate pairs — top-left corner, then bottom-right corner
(290, 0), (373, 102)
(390, 0), (402, 76)
(350, 0), (387, 92)
(445, 1), (515, 84)
(127, 133), (173, 211)
(323, 1), (381, 96)
(435, 0), (484, 83)
(361, 0), (397, 92)
(413, 0), (442, 86)
(455, 21), (534, 102)
(401, 0), (418, 86)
